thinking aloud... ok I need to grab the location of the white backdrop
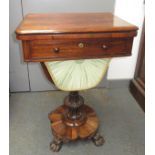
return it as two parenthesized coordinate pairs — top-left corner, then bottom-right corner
(108, 0), (144, 79)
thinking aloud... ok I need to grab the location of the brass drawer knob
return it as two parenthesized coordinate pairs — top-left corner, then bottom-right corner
(78, 42), (84, 48)
(102, 44), (108, 49)
(53, 48), (60, 53)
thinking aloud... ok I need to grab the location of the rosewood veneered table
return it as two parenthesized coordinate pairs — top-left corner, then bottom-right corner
(16, 13), (138, 152)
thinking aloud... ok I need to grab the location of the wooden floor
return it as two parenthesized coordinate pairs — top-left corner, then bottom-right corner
(10, 88), (144, 155)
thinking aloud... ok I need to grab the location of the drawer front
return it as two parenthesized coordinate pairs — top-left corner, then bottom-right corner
(24, 38), (133, 61)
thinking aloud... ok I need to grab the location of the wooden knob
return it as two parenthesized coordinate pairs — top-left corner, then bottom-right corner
(102, 45), (108, 49)
(53, 48), (60, 53)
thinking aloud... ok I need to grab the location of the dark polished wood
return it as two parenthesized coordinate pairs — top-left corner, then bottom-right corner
(16, 13), (138, 62)
(16, 13), (138, 35)
(40, 63), (54, 84)
(21, 37), (134, 62)
(16, 13), (138, 152)
(48, 92), (104, 152)
(130, 79), (145, 111)
(130, 21), (145, 111)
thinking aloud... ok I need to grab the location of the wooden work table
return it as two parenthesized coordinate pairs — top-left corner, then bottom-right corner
(16, 13), (138, 152)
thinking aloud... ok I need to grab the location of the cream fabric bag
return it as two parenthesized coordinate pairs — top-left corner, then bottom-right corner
(45, 58), (110, 91)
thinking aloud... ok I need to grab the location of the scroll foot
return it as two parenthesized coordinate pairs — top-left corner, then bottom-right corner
(50, 137), (63, 152)
(92, 132), (105, 146)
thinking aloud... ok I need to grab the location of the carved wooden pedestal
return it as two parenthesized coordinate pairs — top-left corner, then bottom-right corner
(41, 63), (104, 152)
(48, 91), (104, 152)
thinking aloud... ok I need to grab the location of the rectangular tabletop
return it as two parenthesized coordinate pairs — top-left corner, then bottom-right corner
(16, 13), (138, 35)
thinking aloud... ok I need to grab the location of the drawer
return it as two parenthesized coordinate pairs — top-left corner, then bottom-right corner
(23, 38), (133, 61)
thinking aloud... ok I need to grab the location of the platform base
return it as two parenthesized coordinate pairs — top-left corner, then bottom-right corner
(48, 92), (104, 152)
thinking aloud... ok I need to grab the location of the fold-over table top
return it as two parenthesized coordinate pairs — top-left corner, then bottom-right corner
(16, 13), (138, 35)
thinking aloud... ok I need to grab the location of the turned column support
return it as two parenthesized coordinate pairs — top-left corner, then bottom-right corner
(64, 91), (86, 123)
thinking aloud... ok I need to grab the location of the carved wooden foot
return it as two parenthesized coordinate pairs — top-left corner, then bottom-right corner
(92, 132), (105, 146)
(50, 137), (63, 152)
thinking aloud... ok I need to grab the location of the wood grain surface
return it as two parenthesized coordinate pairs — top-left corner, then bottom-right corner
(49, 104), (99, 141)
(16, 13), (138, 34)
(16, 13), (138, 62)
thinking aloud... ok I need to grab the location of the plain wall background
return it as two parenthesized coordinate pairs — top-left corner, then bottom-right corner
(108, 0), (144, 80)
(9, 0), (30, 92)
(9, 0), (144, 92)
